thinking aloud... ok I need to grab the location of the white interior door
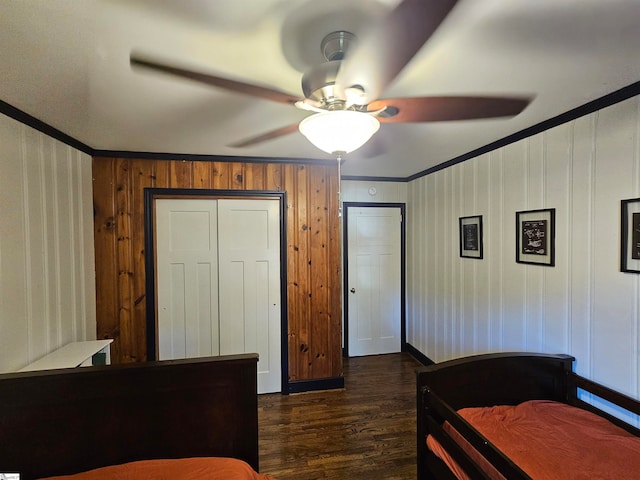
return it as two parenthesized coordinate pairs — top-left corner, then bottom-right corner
(347, 206), (402, 356)
(217, 199), (281, 394)
(155, 199), (220, 360)
(155, 197), (281, 393)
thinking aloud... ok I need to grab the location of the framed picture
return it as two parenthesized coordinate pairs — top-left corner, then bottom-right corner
(621, 198), (640, 273)
(459, 215), (483, 259)
(515, 208), (555, 266)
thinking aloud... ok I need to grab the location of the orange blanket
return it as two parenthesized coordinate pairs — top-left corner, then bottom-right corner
(41, 457), (276, 480)
(427, 400), (640, 480)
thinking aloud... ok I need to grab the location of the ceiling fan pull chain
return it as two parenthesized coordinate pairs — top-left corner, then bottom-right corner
(336, 152), (343, 218)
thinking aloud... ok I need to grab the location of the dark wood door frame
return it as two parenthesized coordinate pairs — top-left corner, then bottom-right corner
(342, 202), (406, 357)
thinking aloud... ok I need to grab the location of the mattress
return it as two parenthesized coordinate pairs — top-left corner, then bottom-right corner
(427, 400), (640, 480)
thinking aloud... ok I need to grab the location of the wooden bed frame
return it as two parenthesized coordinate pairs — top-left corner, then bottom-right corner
(416, 352), (640, 480)
(0, 353), (260, 480)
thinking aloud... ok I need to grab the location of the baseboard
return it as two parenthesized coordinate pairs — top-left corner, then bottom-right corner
(405, 343), (435, 366)
(285, 376), (345, 394)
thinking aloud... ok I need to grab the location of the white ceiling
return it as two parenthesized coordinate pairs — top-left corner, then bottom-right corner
(1, 0), (640, 178)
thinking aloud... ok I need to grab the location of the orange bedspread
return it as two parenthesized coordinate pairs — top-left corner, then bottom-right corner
(427, 400), (640, 480)
(41, 457), (276, 480)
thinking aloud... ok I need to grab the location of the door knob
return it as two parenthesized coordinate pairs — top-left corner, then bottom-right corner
(350, 288), (356, 293)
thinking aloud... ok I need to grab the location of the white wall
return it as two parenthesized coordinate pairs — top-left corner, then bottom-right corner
(407, 95), (640, 406)
(0, 114), (96, 373)
(342, 180), (407, 204)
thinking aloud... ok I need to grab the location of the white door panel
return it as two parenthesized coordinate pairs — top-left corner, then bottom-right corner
(166, 263), (186, 358)
(378, 253), (398, 341)
(218, 199), (281, 393)
(195, 262), (215, 356)
(156, 200), (219, 360)
(348, 207), (401, 356)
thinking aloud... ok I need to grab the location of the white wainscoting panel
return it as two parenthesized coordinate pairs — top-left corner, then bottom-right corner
(0, 114), (96, 373)
(407, 95), (640, 414)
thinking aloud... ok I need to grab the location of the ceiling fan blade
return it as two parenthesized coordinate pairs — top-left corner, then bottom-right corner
(336, 0), (458, 104)
(131, 54), (301, 105)
(368, 96), (530, 123)
(228, 123), (300, 148)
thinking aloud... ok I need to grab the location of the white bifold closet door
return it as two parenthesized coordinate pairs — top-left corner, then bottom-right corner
(155, 198), (281, 393)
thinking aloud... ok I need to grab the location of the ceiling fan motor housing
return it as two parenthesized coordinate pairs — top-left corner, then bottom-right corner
(321, 31), (356, 61)
(301, 60), (343, 106)
(301, 31), (358, 108)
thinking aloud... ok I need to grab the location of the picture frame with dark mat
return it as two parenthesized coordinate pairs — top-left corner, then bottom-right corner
(621, 198), (640, 273)
(459, 215), (483, 259)
(516, 208), (555, 266)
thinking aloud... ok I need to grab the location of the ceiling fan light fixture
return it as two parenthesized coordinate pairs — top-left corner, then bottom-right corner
(298, 110), (380, 155)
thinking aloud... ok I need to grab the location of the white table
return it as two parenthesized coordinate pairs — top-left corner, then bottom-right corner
(18, 339), (113, 372)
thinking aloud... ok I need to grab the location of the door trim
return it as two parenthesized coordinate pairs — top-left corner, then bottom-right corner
(342, 202), (406, 357)
(144, 188), (289, 393)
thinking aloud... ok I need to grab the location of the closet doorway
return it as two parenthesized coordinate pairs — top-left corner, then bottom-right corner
(145, 189), (286, 394)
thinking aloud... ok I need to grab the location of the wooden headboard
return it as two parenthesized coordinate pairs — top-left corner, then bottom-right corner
(416, 352), (575, 480)
(0, 354), (259, 480)
(416, 351), (575, 410)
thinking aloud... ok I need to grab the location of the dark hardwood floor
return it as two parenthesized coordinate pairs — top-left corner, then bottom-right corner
(258, 353), (421, 479)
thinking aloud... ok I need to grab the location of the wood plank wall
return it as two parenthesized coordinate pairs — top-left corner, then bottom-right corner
(92, 157), (342, 383)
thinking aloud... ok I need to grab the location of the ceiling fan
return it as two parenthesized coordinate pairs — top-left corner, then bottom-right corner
(130, 0), (530, 155)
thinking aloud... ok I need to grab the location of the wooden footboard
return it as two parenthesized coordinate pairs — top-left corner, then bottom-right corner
(0, 354), (259, 480)
(416, 352), (575, 480)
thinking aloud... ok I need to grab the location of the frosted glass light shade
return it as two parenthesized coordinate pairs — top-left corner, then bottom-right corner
(298, 110), (380, 154)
